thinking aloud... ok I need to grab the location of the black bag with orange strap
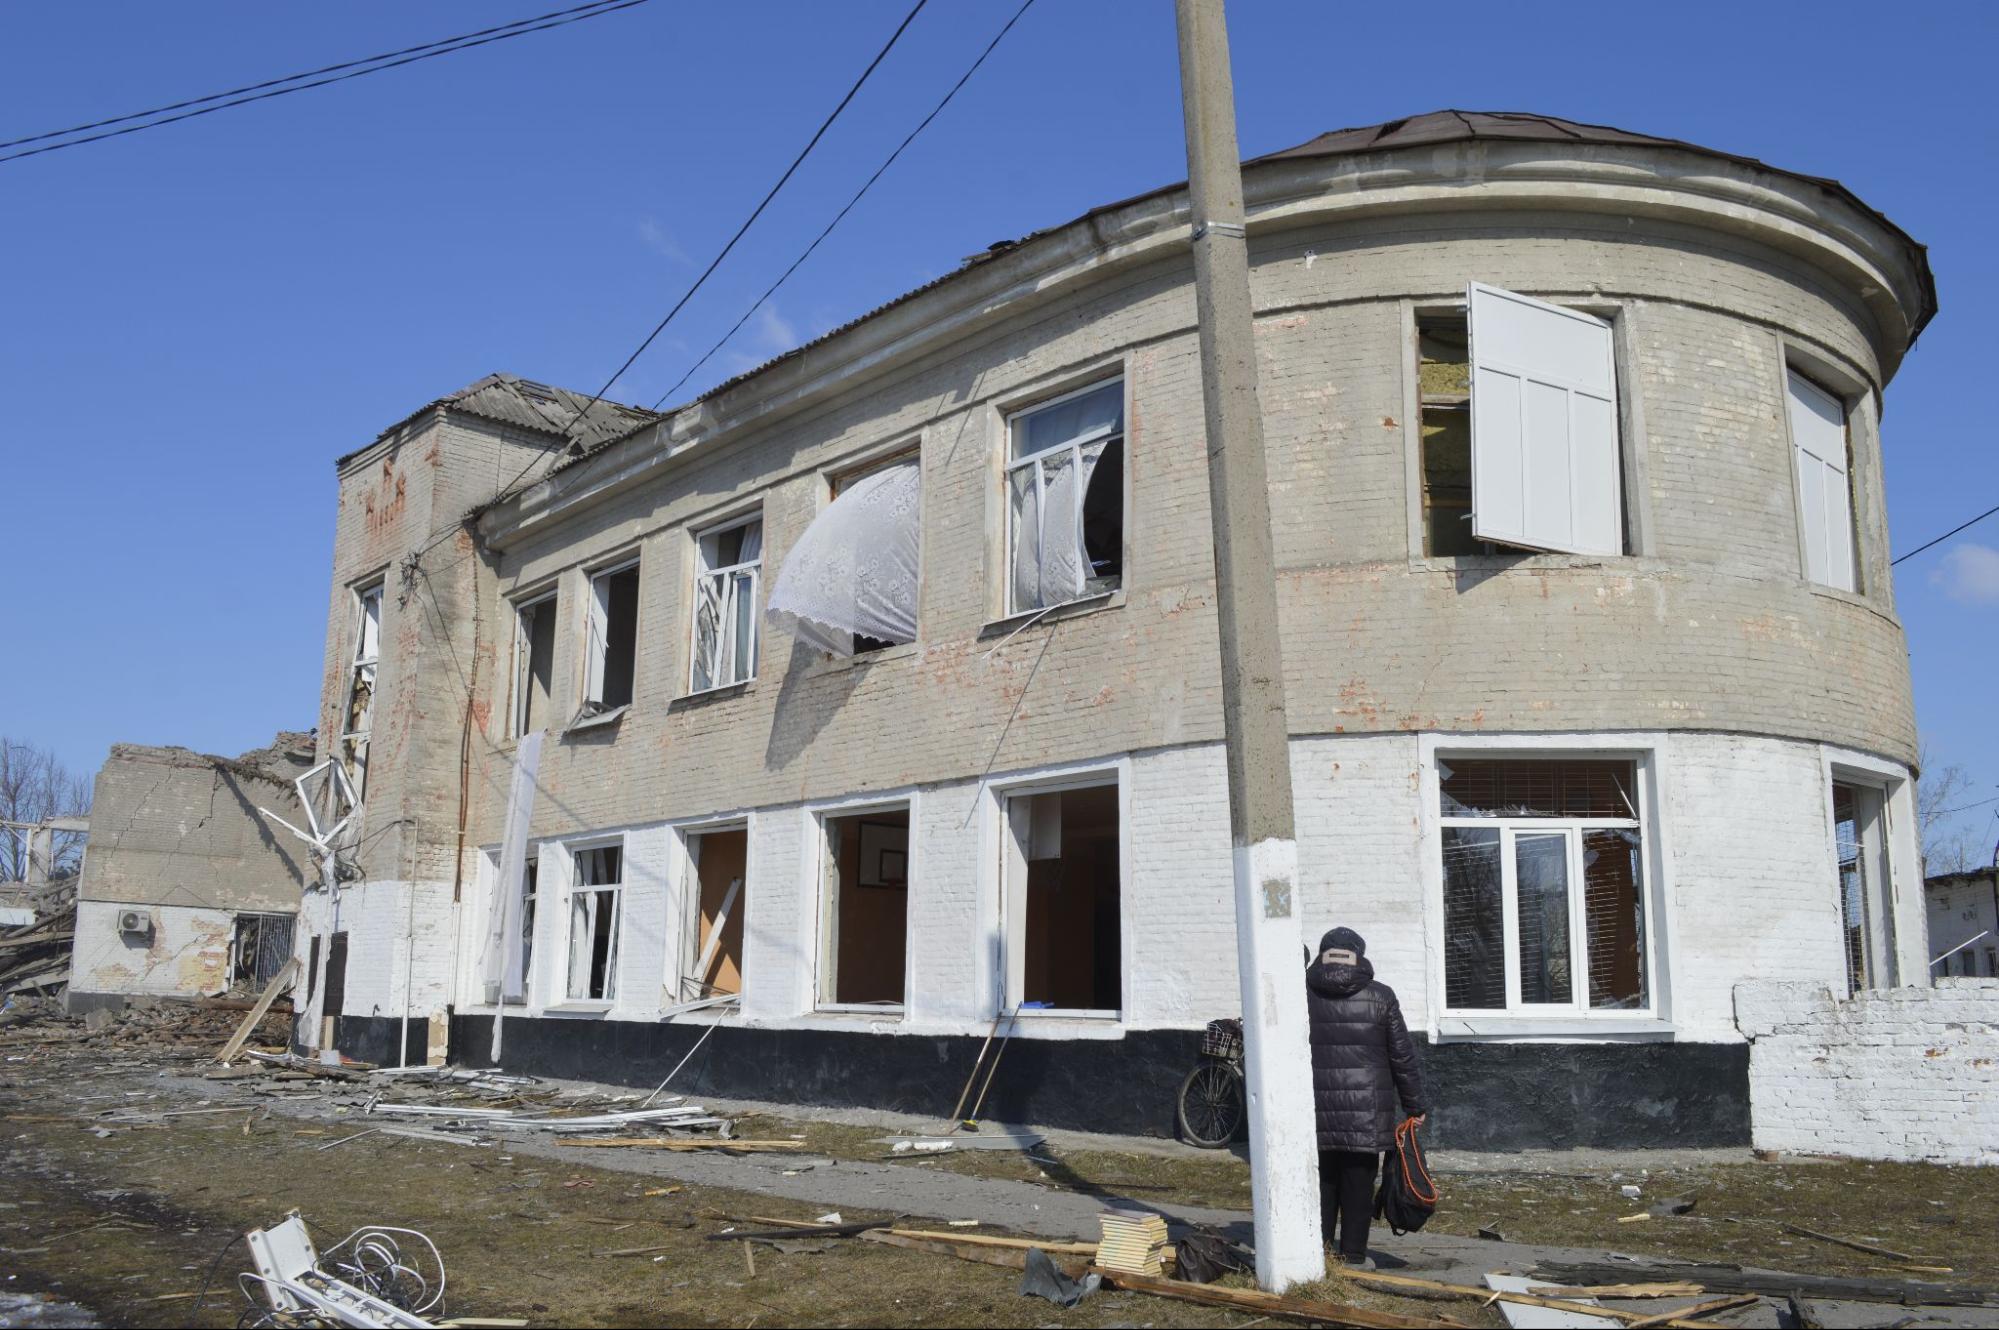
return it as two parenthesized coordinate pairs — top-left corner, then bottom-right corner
(1373, 1117), (1439, 1235)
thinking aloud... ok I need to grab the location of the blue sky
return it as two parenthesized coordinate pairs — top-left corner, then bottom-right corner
(2, 1), (1994, 858)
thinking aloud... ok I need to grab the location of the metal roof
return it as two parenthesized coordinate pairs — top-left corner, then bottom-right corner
(342, 372), (658, 467)
(537, 110), (1939, 476)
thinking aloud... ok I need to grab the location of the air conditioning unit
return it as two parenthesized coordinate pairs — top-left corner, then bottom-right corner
(117, 909), (152, 937)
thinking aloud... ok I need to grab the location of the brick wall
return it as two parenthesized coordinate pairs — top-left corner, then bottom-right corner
(1736, 979), (1999, 1165)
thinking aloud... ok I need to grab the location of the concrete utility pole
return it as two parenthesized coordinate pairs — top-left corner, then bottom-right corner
(1174, 0), (1324, 1290)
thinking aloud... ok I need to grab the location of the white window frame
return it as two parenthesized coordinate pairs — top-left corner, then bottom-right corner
(689, 514), (762, 694)
(1423, 742), (1669, 1035)
(512, 589), (557, 738)
(810, 795), (915, 1016)
(339, 581), (384, 796)
(560, 837), (625, 1008)
(581, 557), (641, 718)
(993, 765), (1128, 1021)
(1465, 283), (1624, 558)
(672, 817), (751, 1007)
(514, 851), (540, 1006)
(1003, 376), (1126, 616)
(1784, 367), (1861, 594)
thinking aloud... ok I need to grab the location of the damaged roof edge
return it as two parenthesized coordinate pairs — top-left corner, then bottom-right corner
(337, 373), (661, 470)
(470, 110), (1936, 541)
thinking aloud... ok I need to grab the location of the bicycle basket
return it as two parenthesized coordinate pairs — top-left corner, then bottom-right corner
(1200, 1017), (1244, 1060)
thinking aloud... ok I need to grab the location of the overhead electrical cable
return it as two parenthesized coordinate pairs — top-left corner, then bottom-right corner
(0, 0), (650, 165)
(650, 0), (1038, 411)
(1891, 502), (1999, 566)
(487, 0), (932, 507)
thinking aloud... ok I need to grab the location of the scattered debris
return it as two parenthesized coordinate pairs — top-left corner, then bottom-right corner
(1094, 1207), (1170, 1277)
(1530, 1261), (1997, 1309)
(1779, 1224), (1929, 1267)
(1019, 1246), (1100, 1307)
(1647, 1196), (1697, 1218)
(242, 1210), (447, 1328)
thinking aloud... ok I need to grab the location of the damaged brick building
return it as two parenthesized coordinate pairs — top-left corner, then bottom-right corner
(292, 112), (1938, 1148)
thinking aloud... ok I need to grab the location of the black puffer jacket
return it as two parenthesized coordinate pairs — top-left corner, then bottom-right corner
(1305, 928), (1426, 1152)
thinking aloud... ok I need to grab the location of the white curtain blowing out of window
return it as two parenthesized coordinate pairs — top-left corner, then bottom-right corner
(765, 459), (921, 655)
(1468, 282), (1621, 557)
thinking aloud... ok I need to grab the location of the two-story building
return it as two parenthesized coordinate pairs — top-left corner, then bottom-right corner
(295, 112), (1936, 1148)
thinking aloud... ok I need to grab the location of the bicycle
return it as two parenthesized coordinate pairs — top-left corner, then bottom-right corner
(1176, 1017), (1245, 1148)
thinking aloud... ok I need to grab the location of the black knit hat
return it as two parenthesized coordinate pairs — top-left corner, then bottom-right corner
(1318, 926), (1366, 959)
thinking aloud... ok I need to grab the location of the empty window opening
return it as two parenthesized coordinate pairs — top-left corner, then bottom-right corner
(340, 583), (382, 796)
(1438, 757), (1648, 1015)
(514, 854), (539, 1004)
(321, 932), (349, 1049)
(1007, 378), (1125, 614)
(1786, 370), (1861, 593)
(1418, 318), (1499, 557)
(583, 562), (640, 716)
(306, 934), (322, 1004)
(684, 827), (746, 1000)
(514, 593), (557, 736)
(230, 913), (296, 991)
(567, 843), (623, 1002)
(692, 517), (762, 691)
(819, 808), (909, 1008)
(1832, 780), (1895, 992)
(1004, 782), (1122, 1014)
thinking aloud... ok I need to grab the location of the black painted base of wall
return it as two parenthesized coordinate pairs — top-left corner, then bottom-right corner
(325, 1015), (430, 1069)
(447, 1015), (1750, 1151)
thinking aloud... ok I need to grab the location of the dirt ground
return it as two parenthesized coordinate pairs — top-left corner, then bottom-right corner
(2, 1019), (1992, 1327)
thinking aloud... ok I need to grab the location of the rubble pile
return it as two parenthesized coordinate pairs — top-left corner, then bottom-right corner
(0, 881), (77, 997)
(0, 992), (293, 1058)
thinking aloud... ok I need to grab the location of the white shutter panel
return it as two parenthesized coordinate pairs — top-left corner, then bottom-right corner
(1785, 370), (1856, 592)
(1468, 283), (1622, 556)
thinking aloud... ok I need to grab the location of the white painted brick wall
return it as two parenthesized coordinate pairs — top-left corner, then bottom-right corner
(1736, 979), (1999, 1165)
(70, 901), (233, 998)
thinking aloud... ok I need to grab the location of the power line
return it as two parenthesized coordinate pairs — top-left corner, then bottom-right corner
(488, 0), (932, 508)
(0, 0), (649, 166)
(651, 0), (1038, 411)
(1892, 501), (1999, 566)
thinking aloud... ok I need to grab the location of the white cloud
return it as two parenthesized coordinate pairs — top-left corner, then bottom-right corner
(637, 217), (687, 265)
(1932, 542), (1999, 604)
(750, 303), (797, 354)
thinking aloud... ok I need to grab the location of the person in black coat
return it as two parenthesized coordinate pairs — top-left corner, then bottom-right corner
(1305, 926), (1426, 1266)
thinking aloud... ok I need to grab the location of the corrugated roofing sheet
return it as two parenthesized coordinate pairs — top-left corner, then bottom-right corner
(344, 373), (658, 465)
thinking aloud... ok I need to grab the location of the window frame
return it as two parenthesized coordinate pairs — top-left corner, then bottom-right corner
(687, 511), (763, 695)
(673, 817), (751, 1008)
(1001, 374), (1128, 618)
(1423, 743), (1669, 1035)
(510, 850), (539, 1007)
(338, 580), (385, 796)
(559, 836), (625, 1008)
(810, 795), (916, 1017)
(511, 587), (559, 739)
(580, 556), (642, 719)
(1782, 363), (1864, 595)
(992, 765), (1128, 1022)
(825, 442), (924, 657)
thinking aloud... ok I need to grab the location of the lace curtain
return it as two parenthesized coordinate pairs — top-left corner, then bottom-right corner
(766, 460), (921, 656)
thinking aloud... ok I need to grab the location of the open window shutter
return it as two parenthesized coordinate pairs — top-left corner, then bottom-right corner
(1468, 283), (1621, 556)
(1785, 370), (1856, 592)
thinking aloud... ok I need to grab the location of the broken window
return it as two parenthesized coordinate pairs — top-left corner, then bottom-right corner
(339, 583), (382, 796)
(1007, 379), (1124, 614)
(514, 854), (538, 1004)
(582, 561), (640, 717)
(1786, 370), (1860, 593)
(691, 516), (762, 692)
(818, 807), (909, 1009)
(566, 843), (623, 1002)
(1422, 286), (1623, 558)
(683, 827), (746, 1001)
(1831, 780), (1896, 993)
(1002, 782), (1122, 1014)
(230, 913), (296, 991)
(766, 456), (920, 656)
(1437, 757), (1649, 1015)
(514, 593), (557, 736)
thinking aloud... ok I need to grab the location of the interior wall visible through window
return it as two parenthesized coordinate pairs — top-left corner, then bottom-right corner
(514, 593), (557, 736)
(1003, 782), (1121, 1014)
(1831, 780), (1896, 992)
(1416, 316), (1497, 557)
(1006, 378), (1124, 614)
(684, 827), (747, 1002)
(567, 843), (623, 1002)
(819, 807), (909, 1008)
(692, 516), (762, 692)
(1436, 756), (1650, 1016)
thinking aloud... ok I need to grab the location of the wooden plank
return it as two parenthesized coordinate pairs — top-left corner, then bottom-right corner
(1352, 1272), (1710, 1327)
(214, 957), (299, 1064)
(555, 1137), (804, 1152)
(861, 1230), (1088, 1279)
(1531, 1261), (1994, 1308)
(1624, 1295), (1761, 1329)
(1095, 1268), (1465, 1330)
(1779, 1224), (1923, 1266)
(888, 1228), (1099, 1257)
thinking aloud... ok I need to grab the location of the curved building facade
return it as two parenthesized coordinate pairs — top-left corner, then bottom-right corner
(297, 113), (1936, 1147)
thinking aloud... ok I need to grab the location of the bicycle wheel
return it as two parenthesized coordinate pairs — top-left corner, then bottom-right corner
(1176, 1060), (1244, 1148)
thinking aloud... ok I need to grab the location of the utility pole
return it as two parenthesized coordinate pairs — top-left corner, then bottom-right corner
(1174, 0), (1324, 1290)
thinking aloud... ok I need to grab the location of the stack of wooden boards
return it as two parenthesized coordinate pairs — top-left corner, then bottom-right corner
(1095, 1208), (1170, 1276)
